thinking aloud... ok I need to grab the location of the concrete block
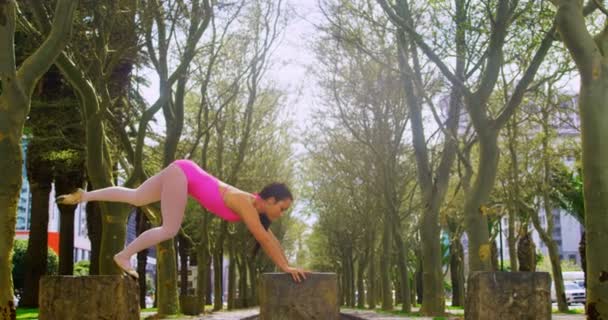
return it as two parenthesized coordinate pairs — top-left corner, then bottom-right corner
(465, 271), (551, 320)
(259, 272), (339, 320)
(39, 275), (139, 320)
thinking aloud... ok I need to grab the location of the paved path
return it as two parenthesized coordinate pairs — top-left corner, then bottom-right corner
(142, 307), (586, 319)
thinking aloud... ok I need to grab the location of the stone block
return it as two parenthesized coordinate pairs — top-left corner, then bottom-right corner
(39, 275), (139, 320)
(259, 272), (339, 320)
(465, 271), (551, 320)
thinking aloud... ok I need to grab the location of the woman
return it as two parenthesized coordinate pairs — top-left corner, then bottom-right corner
(56, 159), (307, 282)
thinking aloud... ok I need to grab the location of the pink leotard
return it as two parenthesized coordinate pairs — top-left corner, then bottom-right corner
(173, 159), (241, 222)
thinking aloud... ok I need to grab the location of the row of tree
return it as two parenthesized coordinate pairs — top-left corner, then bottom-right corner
(0, 0), (304, 318)
(300, 0), (607, 317)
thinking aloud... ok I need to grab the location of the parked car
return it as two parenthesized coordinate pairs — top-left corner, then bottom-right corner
(564, 282), (586, 305)
(551, 282), (586, 305)
(572, 279), (586, 288)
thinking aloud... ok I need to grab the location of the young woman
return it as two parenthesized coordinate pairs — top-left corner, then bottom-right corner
(56, 159), (307, 282)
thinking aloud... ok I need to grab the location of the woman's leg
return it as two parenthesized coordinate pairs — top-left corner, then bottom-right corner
(82, 171), (164, 206)
(114, 164), (188, 269)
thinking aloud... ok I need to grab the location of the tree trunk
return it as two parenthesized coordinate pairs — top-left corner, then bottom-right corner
(20, 147), (52, 307)
(339, 264), (345, 306)
(380, 219), (393, 310)
(420, 206), (444, 314)
(0, 0), (77, 316)
(367, 247), (376, 309)
(157, 240), (179, 315)
(579, 231), (586, 287)
(517, 231), (536, 272)
(86, 183), (102, 276)
(247, 258), (258, 306)
(548, 241), (568, 311)
(178, 234), (189, 295)
(136, 209), (149, 309)
(508, 209), (518, 272)
(54, 165), (85, 276)
(348, 253), (355, 307)
(213, 251), (224, 311)
(463, 132), (497, 272)
(195, 243), (209, 308)
(553, 2), (608, 316)
(577, 79), (608, 317)
(491, 240), (499, 271)
(392, 223), (411, 313)
(238, 255), (248, 308)
(507, 115), (520, 272)
(55, 173), (82, 277)
(58, 203), (75, 275)
(450, 238), (465, 307)
(357, 257), (366, 308)
(227, 244), (236, 310)
(415, 255), (423, 305)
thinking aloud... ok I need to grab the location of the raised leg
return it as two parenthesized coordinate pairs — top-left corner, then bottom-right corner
(82, 171), (164, 206)
(114, 164), (188, 273)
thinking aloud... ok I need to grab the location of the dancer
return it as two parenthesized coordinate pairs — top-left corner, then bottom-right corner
(57, 159), (307, 282)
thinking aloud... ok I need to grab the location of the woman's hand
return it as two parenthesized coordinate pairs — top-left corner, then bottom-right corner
(283, 266), (309, 283)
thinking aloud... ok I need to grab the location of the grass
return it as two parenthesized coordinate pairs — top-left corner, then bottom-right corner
(17, 307), (176, 320)
(16, 308), (38, 320)
(552, 307), (585, 314)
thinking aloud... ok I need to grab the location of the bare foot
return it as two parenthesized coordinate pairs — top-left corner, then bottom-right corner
(56, 188), (85, 205)
(113, 254), (139, 279)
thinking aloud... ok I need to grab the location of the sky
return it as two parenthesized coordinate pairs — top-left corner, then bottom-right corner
(265, 0), (323, 129)
(138, 0), (323, 150)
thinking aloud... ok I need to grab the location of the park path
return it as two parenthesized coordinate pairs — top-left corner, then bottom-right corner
(143, 307), (586, 319)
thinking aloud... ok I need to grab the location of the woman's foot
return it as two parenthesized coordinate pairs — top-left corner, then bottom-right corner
(56, 188), (85, 205)
(113, 254), (139, 280)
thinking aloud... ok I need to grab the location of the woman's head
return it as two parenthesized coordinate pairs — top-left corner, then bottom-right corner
(258, 182), (293, 221)
(251, 183), (292, 257)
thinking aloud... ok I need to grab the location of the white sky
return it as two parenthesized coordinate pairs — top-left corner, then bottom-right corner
(138, 0), (322, 147)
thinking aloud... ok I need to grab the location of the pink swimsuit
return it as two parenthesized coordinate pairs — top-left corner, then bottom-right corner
(173, 159), (241, 222)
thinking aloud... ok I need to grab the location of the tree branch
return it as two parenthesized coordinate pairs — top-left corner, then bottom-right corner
(376, 0), (472, 97)
(17, 0), (77, 95)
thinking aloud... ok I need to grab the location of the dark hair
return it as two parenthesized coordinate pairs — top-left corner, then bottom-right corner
(251, 213), (272, 257)
(251, 183), (292, 257)
(258, 182), (293, 201)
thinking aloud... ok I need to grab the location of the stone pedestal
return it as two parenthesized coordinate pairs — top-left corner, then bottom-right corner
(465, 271), (551, 320)
(39, 275), (139, 320)
(259, 272), (338, 320)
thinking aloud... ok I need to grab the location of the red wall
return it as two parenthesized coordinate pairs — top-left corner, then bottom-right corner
(15, 231), (60, 254)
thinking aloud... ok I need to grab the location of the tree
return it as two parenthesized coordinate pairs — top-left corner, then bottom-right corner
(377, 0), (556, 273)
(0, 0), (76, 317)
(314, 1), (419, 310)
(528, 91), (569, 312)
(551, 0), (608, 316)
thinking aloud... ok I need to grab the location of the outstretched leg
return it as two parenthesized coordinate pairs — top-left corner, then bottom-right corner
(114, 164), (188, 275)
(56, 169), (166, 207)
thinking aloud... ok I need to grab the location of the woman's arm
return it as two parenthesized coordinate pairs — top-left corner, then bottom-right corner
(268, 229), (288, 263)
(230, 196), (306, 282)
